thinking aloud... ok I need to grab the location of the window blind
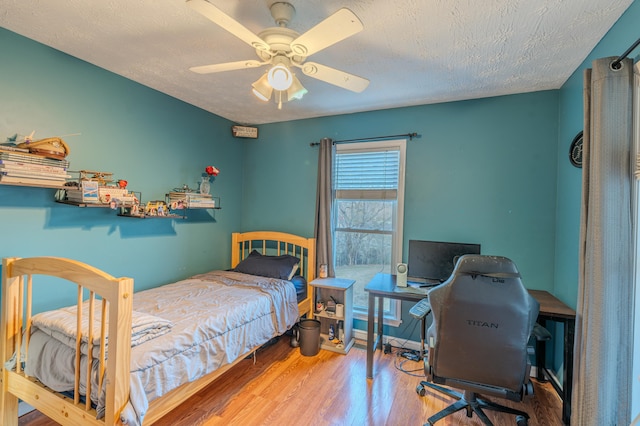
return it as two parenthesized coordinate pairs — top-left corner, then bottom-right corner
(334, 150), (400, 200)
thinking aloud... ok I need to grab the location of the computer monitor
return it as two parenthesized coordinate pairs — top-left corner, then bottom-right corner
(407, 240), (481, 285)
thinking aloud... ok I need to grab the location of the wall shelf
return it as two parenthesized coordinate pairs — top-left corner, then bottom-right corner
(117, 213), (185, 219)
(55, 200), (111, 208)
(1, 181), (222, 221)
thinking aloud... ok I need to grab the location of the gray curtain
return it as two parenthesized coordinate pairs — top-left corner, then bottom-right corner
(572, 57), (635, 425)
(314, 138), (335, 277)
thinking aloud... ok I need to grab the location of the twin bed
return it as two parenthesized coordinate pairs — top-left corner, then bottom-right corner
(0, 231), (316, 425)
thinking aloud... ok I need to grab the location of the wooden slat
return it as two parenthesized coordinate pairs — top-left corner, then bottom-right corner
(24, 275), (32, 377)
(86, 292), (95, 411)
(15, 275), (23, 375)
(98, 299), (107, 392)
(74, 286), (82, 406)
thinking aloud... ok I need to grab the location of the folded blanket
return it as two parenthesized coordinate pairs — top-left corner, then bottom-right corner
(31, 304), (174, 355)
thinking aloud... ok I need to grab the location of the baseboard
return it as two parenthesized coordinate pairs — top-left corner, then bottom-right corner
(541, 367), (562, 388)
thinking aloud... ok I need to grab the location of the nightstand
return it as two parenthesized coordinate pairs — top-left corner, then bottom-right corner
(310, 277), (355, 354)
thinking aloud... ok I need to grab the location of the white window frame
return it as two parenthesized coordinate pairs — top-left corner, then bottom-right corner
(334, 139), (406, 326)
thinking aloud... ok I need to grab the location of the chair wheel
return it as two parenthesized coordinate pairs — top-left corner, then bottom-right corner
(516, 415), (528, 426)
(416, 383), (426, 397)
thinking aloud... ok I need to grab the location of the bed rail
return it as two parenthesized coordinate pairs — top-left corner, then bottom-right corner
(0, 257), (134, 426)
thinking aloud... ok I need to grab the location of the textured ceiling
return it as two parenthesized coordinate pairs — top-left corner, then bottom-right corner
(0, 0), (634, 125)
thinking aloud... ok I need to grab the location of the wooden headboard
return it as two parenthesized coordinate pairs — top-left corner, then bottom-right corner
(231, 231), (316, 317)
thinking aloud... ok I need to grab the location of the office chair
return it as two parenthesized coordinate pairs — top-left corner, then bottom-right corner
(413, 254), (549, 426)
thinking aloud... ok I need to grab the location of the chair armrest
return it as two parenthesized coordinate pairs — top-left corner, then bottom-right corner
(533, 322), (552, 341)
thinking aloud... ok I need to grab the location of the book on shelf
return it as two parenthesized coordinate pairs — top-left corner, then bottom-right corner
(0, 159), (68, 173)
(168, 191), (208, 199)
(0, 175), (66, 186)
(167, 191), (216, 208)
(0, 169), (67, 180)
(0, 169), (71, 179)
(0, 145), (30, 153)
(0, 151), (70, 168)
(187, 200), (216, 208)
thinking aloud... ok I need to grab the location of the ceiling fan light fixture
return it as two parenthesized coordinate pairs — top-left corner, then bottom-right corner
(287, 74), (307, 101)
(267, 64), (293, 91)
(188, 1), (369, 110)
(251, 74), (273, 101)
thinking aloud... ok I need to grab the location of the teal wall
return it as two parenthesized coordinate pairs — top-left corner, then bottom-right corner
(0, 28), (244, 312)
(242, 92), (560, 336)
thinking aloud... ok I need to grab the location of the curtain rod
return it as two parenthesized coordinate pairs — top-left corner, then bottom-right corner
(309, 132), (419, 147)
(612, 36), (640, 69)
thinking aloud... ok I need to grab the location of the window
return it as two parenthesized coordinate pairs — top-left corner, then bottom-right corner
(333, 140), (406, 324)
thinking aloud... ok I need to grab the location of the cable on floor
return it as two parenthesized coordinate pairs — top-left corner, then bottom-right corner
(382, 317), (428, 377)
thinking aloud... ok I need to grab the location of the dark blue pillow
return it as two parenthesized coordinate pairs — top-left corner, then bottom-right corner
(234, 250), (300, 280)
(290, 275), (307, 299)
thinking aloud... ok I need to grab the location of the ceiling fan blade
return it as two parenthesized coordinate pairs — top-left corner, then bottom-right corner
(190, 60), (265, 74)
(299, 62), (369, 93)
(187, 0), (269, 51)
(290, 8), (363, 57)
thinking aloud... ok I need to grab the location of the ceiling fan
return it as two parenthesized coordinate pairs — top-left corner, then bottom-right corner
(186, 0), (369, 108)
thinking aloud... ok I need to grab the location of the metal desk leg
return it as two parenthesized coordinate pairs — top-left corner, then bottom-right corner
(420, 317), (426, 359)
(536, 318), (547, 382)
(366, 293), (375, 379)
(562, 319), (575, 425)
(377, 296), (384, 349)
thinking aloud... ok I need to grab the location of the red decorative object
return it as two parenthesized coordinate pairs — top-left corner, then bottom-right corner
(205, 165), (220, 176)
(117, 179), (128, 189)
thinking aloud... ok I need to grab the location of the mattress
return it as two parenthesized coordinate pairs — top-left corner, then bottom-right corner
(20, 270), (299, 425)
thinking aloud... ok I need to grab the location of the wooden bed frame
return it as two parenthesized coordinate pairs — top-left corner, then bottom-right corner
(0, 231), (316, 425)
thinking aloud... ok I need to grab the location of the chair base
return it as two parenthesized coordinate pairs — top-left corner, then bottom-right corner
(416, 381), (530, 426)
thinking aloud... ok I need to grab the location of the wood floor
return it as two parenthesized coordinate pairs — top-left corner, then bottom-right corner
(19, 337), (563, 426)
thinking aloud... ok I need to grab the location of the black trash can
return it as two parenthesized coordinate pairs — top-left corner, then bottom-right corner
(298, 319), (321, 356)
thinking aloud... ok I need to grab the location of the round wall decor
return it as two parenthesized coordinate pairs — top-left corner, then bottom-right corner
(569, 131), (583, 168)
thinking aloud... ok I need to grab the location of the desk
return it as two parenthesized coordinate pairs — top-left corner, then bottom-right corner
(364, 273), (427, 379)
(364, 274), (575, 426)
(528, 290), (575, 425)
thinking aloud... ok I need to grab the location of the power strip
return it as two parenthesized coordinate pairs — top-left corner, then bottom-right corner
(400, 351), (420, 361)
